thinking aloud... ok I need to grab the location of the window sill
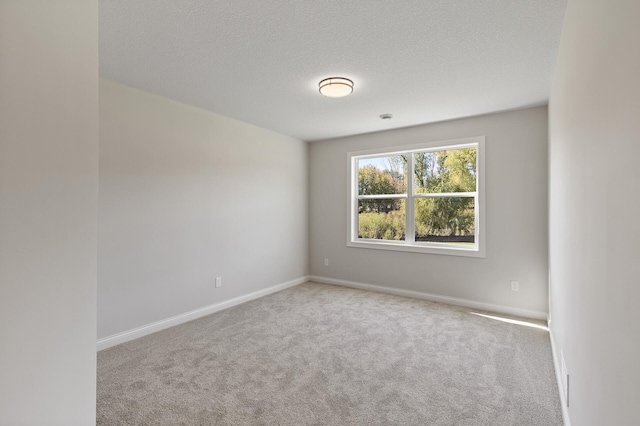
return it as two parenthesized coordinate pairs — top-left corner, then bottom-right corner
(347, 239), (486, 258)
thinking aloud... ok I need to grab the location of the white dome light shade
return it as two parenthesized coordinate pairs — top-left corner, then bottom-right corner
(318, 77), (353, 98)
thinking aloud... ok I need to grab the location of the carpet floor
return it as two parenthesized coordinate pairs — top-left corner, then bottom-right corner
(97, 282), (563, 425)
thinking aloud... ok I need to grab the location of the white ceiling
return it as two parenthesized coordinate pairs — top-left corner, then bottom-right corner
(99, 0), (567, 142)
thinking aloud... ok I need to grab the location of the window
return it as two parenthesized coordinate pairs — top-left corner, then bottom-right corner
(348, 136), (485, 257)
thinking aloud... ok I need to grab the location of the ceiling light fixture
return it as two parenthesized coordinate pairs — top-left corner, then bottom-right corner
(318, 77), (353, 98)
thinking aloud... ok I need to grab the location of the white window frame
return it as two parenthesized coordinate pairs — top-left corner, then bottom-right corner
(347, 136), (485, 258)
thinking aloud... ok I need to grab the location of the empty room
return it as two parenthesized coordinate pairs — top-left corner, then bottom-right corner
(1, 0), (639, 425)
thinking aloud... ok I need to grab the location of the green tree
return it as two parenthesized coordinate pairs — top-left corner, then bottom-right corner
(444, 148), (476, 192)
(414, 148), (476, 240)
(358, 164), (399, 213)
(386, 155), (408, 192)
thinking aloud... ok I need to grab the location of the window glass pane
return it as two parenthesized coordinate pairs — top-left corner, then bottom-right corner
(358, 199), (405, 241)
(415, 197), (475, 244)
(413, 148), (476, 194)
(358, 155), (407, 195)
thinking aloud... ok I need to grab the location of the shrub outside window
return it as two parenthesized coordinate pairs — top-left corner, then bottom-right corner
(348, 136), (485, 257)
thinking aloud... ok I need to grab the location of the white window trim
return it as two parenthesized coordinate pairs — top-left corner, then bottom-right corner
(347, 136), (486, 258)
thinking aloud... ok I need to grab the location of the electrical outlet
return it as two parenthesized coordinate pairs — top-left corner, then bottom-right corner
(215, 277), (222, 288)
(324, 258), (329, 267)
(510, 281), (519, 291)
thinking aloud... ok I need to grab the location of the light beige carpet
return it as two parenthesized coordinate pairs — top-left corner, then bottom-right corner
(97, 282), (562, 425)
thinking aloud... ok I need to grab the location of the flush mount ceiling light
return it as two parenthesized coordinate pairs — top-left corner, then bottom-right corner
(318, 77), (353, 98)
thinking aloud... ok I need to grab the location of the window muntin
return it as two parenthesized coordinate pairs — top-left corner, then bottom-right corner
(348, 137), (485, 257)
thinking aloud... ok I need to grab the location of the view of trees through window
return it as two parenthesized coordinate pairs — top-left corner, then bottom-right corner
(357, 147), (477, 244)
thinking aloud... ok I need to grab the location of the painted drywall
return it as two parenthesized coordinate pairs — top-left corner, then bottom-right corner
(98, 80), (308, 339)
(309, 107), (549, 315)
(548, 0), (640, 424)
(0, 1), (98, 425)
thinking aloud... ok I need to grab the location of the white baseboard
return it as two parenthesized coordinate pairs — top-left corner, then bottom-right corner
(97, 276), (309, 351)
(549, 324), (572, 426)
(309, 275), (548, 320)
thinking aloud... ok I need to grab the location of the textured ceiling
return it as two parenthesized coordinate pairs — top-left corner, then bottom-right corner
(99, 0), (567, 142)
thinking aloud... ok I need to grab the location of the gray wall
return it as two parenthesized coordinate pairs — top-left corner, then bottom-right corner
(98, 80), (309, 339)
(549, 0), (640, 424)
(309, 107), (549, 315)
(0, 1), (98, 424)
